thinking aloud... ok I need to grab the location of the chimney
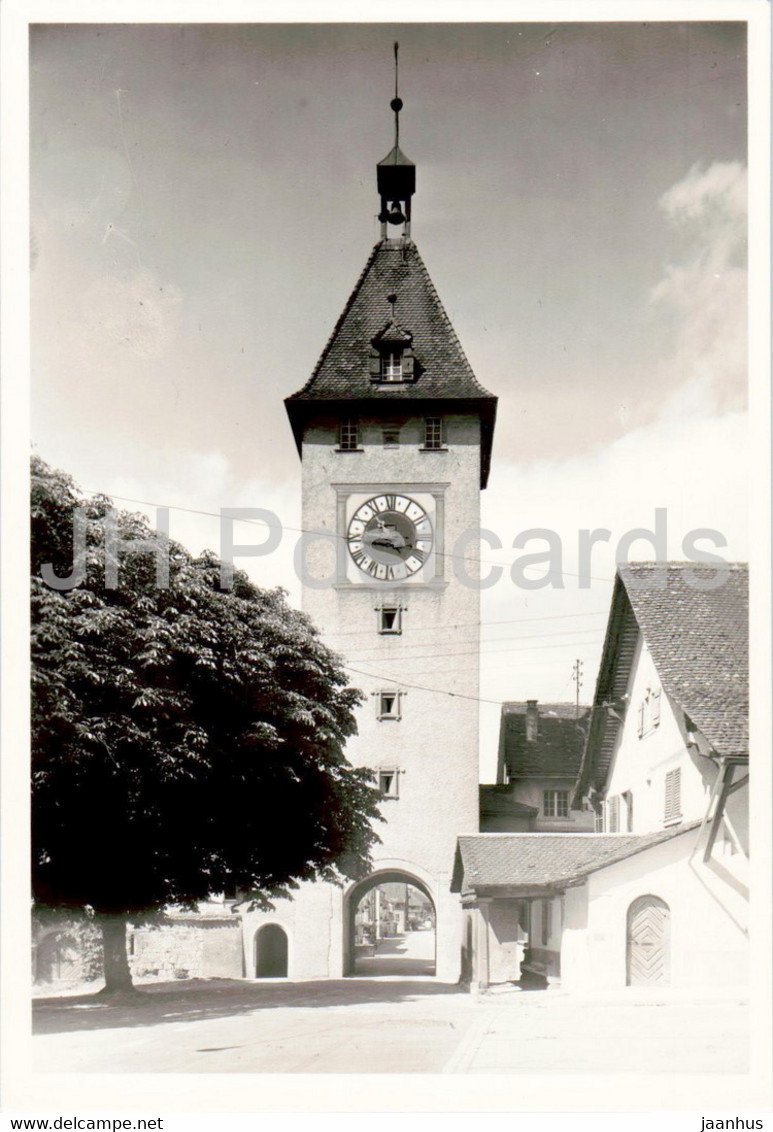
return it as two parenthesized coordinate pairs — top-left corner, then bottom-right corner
(525, 700), (539, 742)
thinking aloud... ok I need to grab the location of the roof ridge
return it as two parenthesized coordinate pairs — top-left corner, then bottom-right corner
(620, 560), (748, 570)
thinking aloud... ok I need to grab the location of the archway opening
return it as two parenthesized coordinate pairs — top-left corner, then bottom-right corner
(254, 924), (288, 978)
(347, 872), (436, 977)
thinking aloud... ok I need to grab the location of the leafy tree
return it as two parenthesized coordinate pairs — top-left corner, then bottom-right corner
(31, 457), (380, 995)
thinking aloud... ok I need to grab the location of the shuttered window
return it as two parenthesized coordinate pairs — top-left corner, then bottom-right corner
(638, 687), (662, 737)
(651, 688), (662, 726)
(664, 768), (682, 824)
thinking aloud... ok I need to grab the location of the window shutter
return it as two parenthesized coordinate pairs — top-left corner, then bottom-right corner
(402, 350), (415, 377)
(664, 767), (681, 823)
(368, 350), (382, 378)
(651, 688), (662, 726)
(608, 795), (619, 833)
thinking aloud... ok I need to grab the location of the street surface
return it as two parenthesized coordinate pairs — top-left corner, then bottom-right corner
(33, 969), (749, 1075)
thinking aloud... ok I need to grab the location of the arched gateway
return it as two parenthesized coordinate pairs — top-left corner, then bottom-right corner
(345, 870), (436, 977)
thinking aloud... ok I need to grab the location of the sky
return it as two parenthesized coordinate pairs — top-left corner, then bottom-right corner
(29, 20), (749, 778)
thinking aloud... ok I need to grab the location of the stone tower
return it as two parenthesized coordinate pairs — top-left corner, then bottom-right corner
(241, 78), (496, 982)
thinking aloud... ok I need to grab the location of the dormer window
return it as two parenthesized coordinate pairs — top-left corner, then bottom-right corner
(369, 314), (416, 384)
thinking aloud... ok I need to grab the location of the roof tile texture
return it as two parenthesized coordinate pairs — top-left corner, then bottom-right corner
(500, 702), (591, 778)
(620, 563), (748, 756)
(288, 239), (495, 403)
(453, 825), (698, 892)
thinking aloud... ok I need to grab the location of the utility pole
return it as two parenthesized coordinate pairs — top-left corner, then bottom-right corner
(572, 659), (583, 720)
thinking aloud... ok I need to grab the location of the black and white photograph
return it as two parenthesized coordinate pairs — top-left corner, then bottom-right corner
(2, 1), (771, 1121)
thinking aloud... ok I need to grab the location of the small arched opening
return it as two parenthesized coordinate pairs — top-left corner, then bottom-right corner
(345, 870), (436, 977)
(626, 894), (670, 986)
(254, 923), (289, 978)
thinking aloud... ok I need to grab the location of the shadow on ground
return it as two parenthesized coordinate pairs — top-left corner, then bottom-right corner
(33, 978), (464, 1035)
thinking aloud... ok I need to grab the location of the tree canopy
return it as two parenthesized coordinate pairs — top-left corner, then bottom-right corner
(31, 457), (380, 933)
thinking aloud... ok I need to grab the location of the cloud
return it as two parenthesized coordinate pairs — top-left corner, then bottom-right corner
(650, 161), (747, 415)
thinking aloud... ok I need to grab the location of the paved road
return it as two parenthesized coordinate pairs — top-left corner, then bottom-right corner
(354, 927), (436, 976)
(33, 978), (749, 1075)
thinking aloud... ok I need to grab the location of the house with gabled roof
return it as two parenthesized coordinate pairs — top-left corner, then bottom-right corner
(453, 562), (749, 992)
(484, 700), (595, 832)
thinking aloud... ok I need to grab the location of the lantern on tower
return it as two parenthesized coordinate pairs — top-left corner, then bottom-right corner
(377, 44), (416, 236)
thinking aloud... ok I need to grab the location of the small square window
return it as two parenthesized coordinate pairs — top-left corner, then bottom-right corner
(424, 417), (444, 449)
(378, 606), (402, 634)
(378, 769), (399, 798)
(382, 425), (401, 447)
(376, 690), (401, 720)
(339, 418), (359, 451)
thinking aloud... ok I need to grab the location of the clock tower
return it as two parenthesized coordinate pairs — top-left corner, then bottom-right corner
(242, 73), (496, 982)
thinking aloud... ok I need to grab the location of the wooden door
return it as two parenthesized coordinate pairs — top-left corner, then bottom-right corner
(626, 895), (670, 985)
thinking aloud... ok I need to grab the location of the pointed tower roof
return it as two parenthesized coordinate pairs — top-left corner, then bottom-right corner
(285, 238), (497, 486)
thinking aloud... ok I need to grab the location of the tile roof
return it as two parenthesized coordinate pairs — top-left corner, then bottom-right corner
(285, 237), (497, 486)
(288, 239), (495, 403)
(620, 563), (748, 758)
(498, 702), (591, 779)
(574, 562), (748, 800)
(452, 825), (699, 894)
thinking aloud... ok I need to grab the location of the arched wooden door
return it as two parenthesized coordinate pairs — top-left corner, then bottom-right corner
(626, 895), (670, 985)
(254, 924), (288, 978)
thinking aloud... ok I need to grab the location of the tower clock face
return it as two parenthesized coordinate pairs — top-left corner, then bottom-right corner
(347, 493), (434, 581)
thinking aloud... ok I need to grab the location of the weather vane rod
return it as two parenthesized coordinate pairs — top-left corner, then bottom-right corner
(392, 42), (402, 148)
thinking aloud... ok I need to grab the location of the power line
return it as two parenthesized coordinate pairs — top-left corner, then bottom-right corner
(344, 626), (603, 663)
(345, 634), (603, 668)
(343, 663), (504, 707)
(81, 488), (616, 584)
(331, 608), (608, 639)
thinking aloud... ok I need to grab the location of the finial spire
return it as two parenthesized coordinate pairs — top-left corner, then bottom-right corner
(392, 42), (402, 148)
(377, 42), (415, 240)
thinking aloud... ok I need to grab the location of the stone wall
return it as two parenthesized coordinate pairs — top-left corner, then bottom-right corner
(130, 918), (243, 981)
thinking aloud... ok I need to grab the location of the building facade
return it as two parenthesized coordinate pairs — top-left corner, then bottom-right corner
(483, 700), (594, 832)
(454, 562), (749, 992)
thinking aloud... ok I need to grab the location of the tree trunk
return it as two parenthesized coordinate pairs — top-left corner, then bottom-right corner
(97, 912), (135, 995)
